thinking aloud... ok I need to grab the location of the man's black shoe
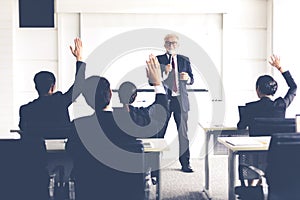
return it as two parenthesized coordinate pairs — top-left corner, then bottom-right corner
(181, 166), (194, 173)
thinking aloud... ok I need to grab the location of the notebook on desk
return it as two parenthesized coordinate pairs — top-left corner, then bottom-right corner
(224, 137), (264, 146)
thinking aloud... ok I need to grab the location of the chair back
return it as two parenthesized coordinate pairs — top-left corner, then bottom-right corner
(249, 118), (295, 136)
(0, 139), (49, 200)
(266, 133), (300, 198)
(72, 139), (146, 200)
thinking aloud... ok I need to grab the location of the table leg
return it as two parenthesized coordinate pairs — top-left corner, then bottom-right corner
(203, 131), (211, 199)
(156, 152), (161, 200)
(228, 149), (237, 200)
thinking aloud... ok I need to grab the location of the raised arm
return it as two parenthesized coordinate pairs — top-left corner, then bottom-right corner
(64, 37), (86, 104)
(269, 54), (285, 73)
(146, 54), (163, 86)
(70, 37), (83, 61)
(269, 54), (297, 107)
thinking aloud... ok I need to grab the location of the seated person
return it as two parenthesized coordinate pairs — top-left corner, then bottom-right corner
(237, 54), (297, 129)
(18, 37), (86, 188)
(18, 37), (86, 140)
(237, 54), (297, 186)
(69, 55), (168, 199)
(113, 80), (168, 139)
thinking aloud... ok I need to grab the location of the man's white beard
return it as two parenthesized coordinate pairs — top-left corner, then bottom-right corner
(167, 50), (176, 55)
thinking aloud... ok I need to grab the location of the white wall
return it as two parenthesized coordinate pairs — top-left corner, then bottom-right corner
(2, 0), (288, 157)
(223, 0), (271, 125)
(272, 0), (300, 118)
(0, 1), (15, 134)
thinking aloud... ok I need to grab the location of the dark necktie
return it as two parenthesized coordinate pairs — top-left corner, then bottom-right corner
(171, 56), (178, 92)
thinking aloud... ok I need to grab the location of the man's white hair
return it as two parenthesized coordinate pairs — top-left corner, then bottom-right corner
(164, 33), (179, 41)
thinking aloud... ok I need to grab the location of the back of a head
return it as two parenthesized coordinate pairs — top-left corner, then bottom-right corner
(82, 76), (100, 110)
(95, 77), (111, 110)
(82, 76), (111, 110)
(118, 81), (137, 104)
(34, 71), (56, 95)
(256, 75), (278, 96)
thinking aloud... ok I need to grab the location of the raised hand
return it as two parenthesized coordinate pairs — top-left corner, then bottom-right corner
(70, 37), (83, 61)
(146, 54), (162, 86)
(269, 54), (283, 73)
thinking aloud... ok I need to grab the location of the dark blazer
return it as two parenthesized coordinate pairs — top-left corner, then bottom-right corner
(19, 61), (86, 139)
(237, 71), (297, 129)
(69, 110), (144, 200)
(113, 93), (169, 138)
(157, 53), (194, 112)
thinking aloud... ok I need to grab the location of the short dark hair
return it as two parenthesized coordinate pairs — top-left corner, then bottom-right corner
(34, 71), (56, 95)
(256, 75), (278, 96)
(118, 81), (137, 104)
(95, 77), (111, 110)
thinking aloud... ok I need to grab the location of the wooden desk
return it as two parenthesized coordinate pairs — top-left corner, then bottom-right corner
(218, 136), (270, 200)
(201, 125), (237, 199)
(138, 138), (168, 200)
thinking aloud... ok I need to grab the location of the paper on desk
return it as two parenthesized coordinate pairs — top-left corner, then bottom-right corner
(143, 142), (153, 148)
(225, 137), (264, 146)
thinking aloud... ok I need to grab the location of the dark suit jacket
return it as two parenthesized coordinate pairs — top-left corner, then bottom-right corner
(113, 93), (169, 138)
(157, 53), (194, 112)
(237, 71), (297, 129)
(69, 110), (144, 200)
(19, 61), (86, 139)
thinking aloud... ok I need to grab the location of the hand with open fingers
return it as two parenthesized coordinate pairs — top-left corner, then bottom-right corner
(70, 37), (83, 61)
(146, 54), (162, 86)
(269, 54), (283, 72)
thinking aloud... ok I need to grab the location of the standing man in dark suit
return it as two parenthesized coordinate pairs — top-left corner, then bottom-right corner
(157, 33), (194, 172)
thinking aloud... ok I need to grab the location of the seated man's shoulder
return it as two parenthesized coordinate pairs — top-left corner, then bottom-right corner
(52, 91), (64, 96)
(20, 99), (37, 111)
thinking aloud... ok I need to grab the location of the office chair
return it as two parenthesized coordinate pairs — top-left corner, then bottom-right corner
(236, 118), (296, 199)
(71, 139), (148, 200)
(21, 126), (74, 200)
(240, 117), (295, 179)
(236, 133), (300, 200)
(266, 133), (300, 199)
(249, 117), (295, 136)
(43, 128), (74, 200)
(0, 139), (49, 200)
